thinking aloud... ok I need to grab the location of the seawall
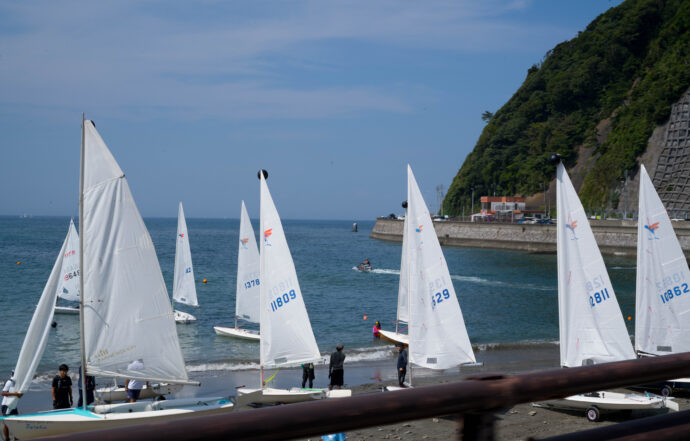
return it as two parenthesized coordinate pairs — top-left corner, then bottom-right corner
(370, 218), (690, 258)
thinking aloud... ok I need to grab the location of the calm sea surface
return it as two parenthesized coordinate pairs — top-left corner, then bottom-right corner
(0, 216), (638, 382)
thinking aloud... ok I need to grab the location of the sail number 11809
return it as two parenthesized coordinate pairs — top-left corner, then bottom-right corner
(270, 289), (297, 311)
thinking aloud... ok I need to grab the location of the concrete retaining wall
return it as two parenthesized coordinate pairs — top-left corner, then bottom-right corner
(370, 218), (690, 258)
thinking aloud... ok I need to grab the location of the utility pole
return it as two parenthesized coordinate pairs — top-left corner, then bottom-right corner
(471, 187), (475, 217)
(624, 169), (629, 220)
(542, 182), (546, 217)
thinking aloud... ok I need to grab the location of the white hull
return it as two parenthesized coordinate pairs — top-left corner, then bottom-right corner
(236, 387), (351, 405)
(537, 390), (677, 412)
(96, 383), (184, 403)
(2, 397), (234, 439)
(213, 326), (260, 341)
(378, 329), (409, 346)
(174, 309), (196, 324)
(383, 384), (410, 392)
(54, 306), (79, 315)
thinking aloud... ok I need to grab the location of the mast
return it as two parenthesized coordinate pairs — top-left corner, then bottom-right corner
(79, 114), (87, 410)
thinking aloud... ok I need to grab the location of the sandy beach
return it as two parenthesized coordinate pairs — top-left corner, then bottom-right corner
(7, 345), (686, 441)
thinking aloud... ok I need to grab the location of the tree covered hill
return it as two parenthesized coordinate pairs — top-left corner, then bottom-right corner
(443, 0), (690, 215)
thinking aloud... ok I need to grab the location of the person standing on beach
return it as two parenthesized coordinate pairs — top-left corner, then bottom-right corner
(51, 364), (73, 409)
(125, 359), (148, 403)
(396, 344), (408, 387)
(2, 372), (23, 441)
(329, 343), (345, 390)
(77, 365), (95, 407)
(301, 362), (315, 388)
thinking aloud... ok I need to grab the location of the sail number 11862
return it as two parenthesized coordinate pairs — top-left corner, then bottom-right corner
(659, 283), (689, 304)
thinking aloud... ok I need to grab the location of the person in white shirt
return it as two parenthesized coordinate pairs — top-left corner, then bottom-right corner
(124, 359), (149, 403)
(2, 373), (23, 441)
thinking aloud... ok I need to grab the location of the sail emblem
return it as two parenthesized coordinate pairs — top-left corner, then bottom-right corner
(179, 233), (185, 238)
(644, 220), (660, 240)
(185, 267), (191, 274)
(263, 228), (273, 246)
(240, 238), (249, 248)
(565, 216), (578, 240)
(416, 225), (423, 232)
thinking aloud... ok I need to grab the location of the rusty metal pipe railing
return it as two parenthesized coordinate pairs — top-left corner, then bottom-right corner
(539, 408), (690, 441)
(34, 353), (690, 441)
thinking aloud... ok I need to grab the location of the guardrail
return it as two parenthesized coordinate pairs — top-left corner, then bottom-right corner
(35, 353), (690, 441)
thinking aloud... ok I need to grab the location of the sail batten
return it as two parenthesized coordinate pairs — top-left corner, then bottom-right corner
(407, 165), (476, 370)
(635, 165), (690, 355)
(556, 162), (635, 367)
(173, 202), (198, 307)
(259, 174), (321, 368)
(82, 121), (189, 384)
(235, 201), (260, 325)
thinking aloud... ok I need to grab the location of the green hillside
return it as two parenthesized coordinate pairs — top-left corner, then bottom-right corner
(443, 0), (690, 215)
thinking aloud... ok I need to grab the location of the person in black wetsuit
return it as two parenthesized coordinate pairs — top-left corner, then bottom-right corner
(396, 343), (408, 387)
(301, 363), (315, 388)
(52, 364), (73, 409)
(329, 344), (345, 390)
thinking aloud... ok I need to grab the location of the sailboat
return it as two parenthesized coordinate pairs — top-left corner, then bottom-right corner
(536, 158), (675, 422)
(2, 118), (233, 440)
(214, 201), (261, 341)
(634, 164), (690, 396)
(1, 222), (77, 414)
(385, 165), (477, 391)
(173, 202), (199, 324)
(53, 219), (80, 315)
(236, 171), (350, 405)
(378, 201), (410, 346)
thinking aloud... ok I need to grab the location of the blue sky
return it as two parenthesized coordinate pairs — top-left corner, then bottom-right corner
(0, 0), (623, 219)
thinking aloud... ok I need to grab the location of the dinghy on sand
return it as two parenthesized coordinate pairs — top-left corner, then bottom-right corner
(384, 166), (477, 391)
(236, 171), (350, 405)
(2, 118), (233, 440)
(534, 157), (676, 421)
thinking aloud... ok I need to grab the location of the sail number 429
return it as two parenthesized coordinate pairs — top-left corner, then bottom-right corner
(431, 289), (450, 310)
(660, 283), (689, 304)
(270, 289), (296, 311)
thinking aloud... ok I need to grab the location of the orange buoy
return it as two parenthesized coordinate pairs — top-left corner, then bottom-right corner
(203, 278), (207, 284)
(16, 261), (21, 265)
(363, 315), (368, 320)
(627, 316), (632, 321)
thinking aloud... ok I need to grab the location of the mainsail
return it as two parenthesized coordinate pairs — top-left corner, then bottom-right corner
(556, 162), (635, 367)
(4, 223), (74, 411)
(56, 219), (80, 302)
(82, 120), (192, 384)
(406, 165), (476, 369)
(235, 201), (260, 325)
(259, 173), (321, 367)
(173, 202), (198, 307)
(635, 164), (690, 355)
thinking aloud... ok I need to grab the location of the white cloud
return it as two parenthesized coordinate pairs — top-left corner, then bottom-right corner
(0, 0), (563, 121)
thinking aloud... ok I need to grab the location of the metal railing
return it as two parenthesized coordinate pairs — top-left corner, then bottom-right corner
(35, 353), (690, 441)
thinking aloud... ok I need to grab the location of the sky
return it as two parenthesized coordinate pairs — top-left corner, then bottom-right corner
(0, 0), (624, 220)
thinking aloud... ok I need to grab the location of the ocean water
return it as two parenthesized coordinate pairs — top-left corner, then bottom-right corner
(0, 216), (639, 383)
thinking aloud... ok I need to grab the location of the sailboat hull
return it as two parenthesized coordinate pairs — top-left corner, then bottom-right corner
(96, 383), (184, 403)
(213, 326), (260, 341)
(174, 310), (196, 324)
(378, 330), (408, 346)
(537, 390), (676, 413)
(236, 387), (350, 406)
(1, 398), (234, 440)
(54, 306), (79, 315)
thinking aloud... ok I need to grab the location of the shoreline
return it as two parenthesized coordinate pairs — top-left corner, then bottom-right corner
(8, 345), (689, 440)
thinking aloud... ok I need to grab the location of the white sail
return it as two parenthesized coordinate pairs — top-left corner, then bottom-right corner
(56, 219), (80, 302)
(236, 201), (260, 324)
(4, 224), (73, 411)
(397, 213), (410, 324)
(635, 164), (690, 355)
(556, 162), (635, 367)
(173, 202), (198, 307)
(82, 121), (192, 384)
(406, 165), (476, 369)
(259, 173), (321, 367)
